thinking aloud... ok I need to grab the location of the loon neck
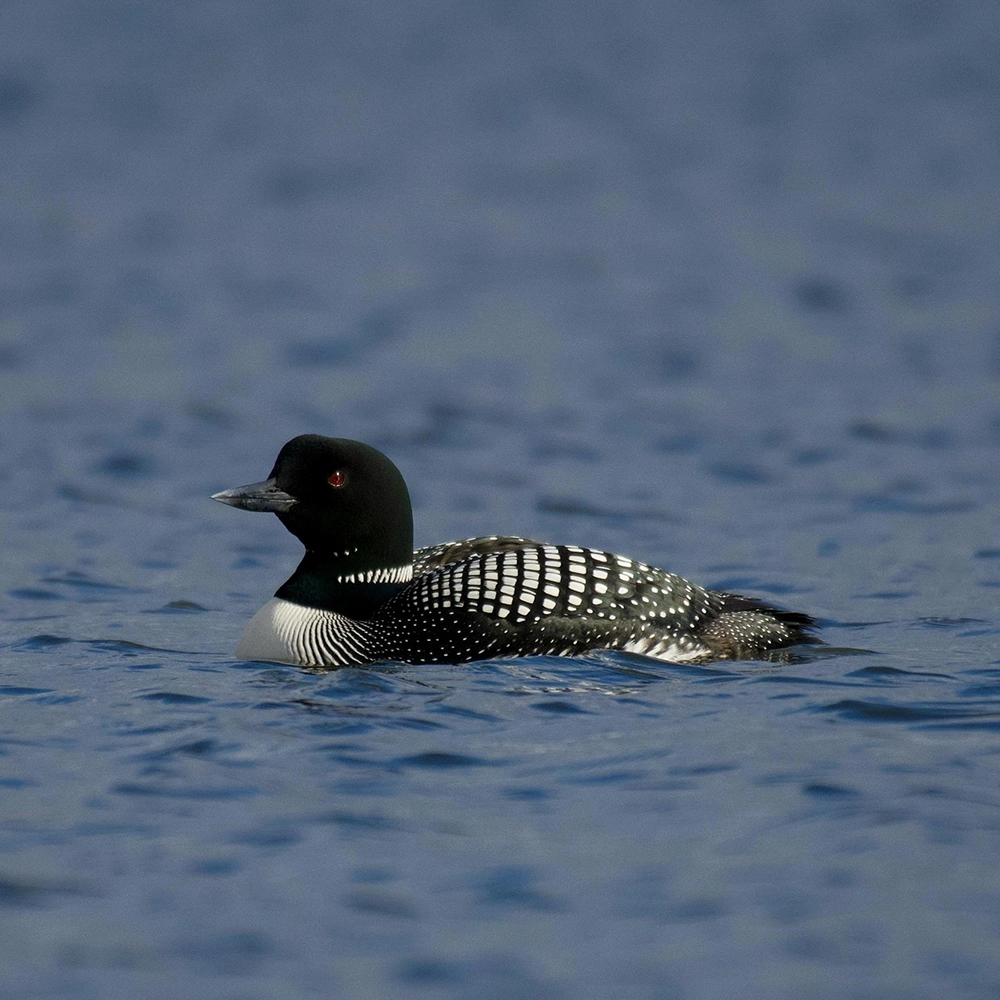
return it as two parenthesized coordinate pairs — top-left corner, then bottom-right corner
(275, 550), (413, 619)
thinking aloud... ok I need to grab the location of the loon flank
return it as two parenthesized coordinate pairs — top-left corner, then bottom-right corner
(212, 435), (818, 667)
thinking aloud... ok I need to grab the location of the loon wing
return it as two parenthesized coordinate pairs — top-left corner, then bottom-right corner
(412, 536), (543, 575)
(403, 542), (715, 627)
(393, 544), (818, 662)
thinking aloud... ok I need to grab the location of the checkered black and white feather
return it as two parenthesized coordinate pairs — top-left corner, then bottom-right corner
(237, 536), (815, 667)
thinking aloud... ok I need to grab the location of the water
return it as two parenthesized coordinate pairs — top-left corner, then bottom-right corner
(2, 1), (1000, 997)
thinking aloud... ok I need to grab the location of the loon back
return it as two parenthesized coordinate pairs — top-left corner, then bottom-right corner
(213, 436), (819, 667)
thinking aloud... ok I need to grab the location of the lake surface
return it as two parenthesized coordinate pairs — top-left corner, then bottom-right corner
(2, 2), (1000, 998)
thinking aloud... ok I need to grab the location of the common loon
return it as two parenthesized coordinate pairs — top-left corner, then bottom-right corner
(212, 435), (818, 667)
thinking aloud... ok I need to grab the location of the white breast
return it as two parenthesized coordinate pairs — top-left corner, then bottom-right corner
(235, 597), (367, 666)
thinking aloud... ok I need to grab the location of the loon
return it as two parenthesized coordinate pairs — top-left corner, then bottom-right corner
(212, 435), (818, 667)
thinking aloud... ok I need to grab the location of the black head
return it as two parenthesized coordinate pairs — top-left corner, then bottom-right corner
(213, 435), (413, 570)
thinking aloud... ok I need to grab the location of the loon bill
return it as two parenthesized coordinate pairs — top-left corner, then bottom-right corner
(212, 434), (819, 667)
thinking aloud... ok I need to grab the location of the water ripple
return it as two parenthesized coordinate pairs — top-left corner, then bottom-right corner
(818, 699), (1000, 727)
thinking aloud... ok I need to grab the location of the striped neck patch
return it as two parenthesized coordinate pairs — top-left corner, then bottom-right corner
(334, 564), (414, 585)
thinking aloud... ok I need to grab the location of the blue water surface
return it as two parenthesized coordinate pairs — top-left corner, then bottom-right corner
(2, 2), (1000, 998)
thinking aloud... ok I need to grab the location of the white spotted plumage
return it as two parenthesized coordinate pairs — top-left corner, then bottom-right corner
(237, 538), (780, 667)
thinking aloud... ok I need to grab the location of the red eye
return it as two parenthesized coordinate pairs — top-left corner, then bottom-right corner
(328, 470), (347, 489)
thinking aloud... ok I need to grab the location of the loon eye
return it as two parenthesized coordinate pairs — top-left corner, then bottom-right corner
(328, 470), (348, 489)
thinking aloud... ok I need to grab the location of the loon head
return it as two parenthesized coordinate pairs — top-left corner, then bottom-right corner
(212, 435), (414, 569)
